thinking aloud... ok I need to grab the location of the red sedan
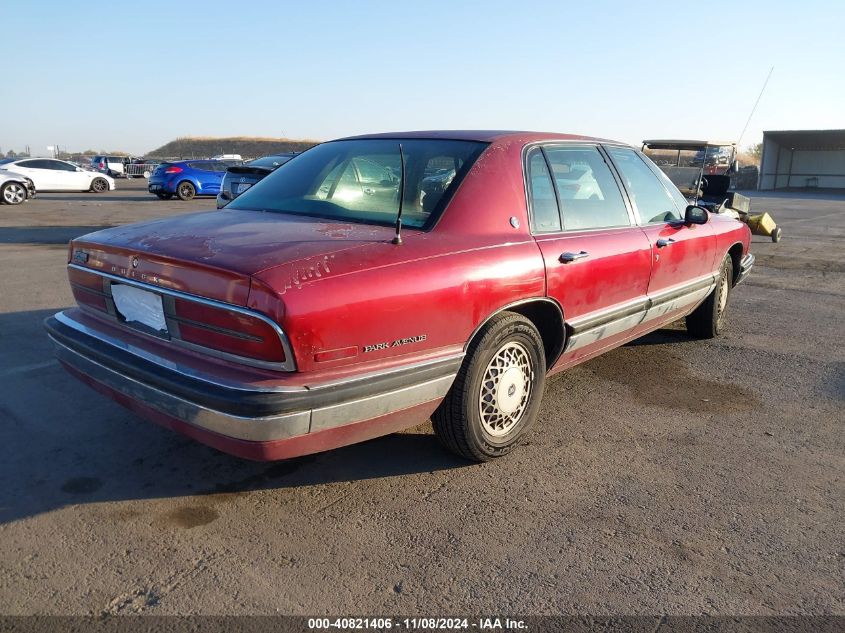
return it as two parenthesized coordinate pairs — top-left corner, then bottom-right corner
(46, 131), (754, 462)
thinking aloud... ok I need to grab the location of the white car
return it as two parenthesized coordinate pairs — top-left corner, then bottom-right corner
(0, 158), (115, 193)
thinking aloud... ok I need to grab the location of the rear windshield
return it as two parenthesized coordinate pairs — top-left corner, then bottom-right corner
(227, 139), (488, 229)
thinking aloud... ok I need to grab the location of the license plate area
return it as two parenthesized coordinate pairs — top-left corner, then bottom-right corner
(236, 182), (252, 194)
(111, 283), (169, 335)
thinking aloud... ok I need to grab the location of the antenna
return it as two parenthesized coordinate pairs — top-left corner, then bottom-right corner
(737, 66), (774, 148)
(392, 143), (406, 245)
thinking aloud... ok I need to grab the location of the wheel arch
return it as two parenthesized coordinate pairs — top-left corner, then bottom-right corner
(465, 298), (567, 371)
(726, 242), (744, 286)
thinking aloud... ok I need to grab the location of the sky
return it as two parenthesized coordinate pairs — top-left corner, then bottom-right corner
(3, 0), (843, 156)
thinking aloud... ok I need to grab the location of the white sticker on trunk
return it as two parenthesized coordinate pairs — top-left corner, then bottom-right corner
(111, 284), (168, 332)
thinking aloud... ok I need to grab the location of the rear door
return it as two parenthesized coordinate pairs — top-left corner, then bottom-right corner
(13, 159), (60, 190)
(604, 146), (717, 320)
(526, 144), (653, 365)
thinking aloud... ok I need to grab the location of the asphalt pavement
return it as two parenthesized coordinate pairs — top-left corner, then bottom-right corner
(0, 180), (842, 616)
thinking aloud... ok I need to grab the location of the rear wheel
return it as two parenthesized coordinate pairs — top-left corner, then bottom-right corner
(686, 255), (733, 339)
(90, 178), (109, 193)
(176, 181), (196, 201)
(1, 181), (27, 205)
(771, 226), (782, 242)
(432, 313), (546, 462)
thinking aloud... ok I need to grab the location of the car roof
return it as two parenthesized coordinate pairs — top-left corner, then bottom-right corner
(643, 139), (736, 149)
(337, 130), (620, 145)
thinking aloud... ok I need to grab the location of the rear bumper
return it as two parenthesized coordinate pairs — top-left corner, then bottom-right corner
(46, 311), (459, 460)
(736, 252), (754, 285)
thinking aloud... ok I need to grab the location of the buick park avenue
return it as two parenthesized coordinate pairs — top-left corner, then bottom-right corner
(46, 131), (753, 461)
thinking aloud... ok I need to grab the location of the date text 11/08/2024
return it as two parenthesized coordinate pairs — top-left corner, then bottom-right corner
(307, 617), (528, 630)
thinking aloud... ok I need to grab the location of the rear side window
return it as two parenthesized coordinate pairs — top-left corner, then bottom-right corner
(543, 146), (630, 231)
(188, 162), (213, 171)
(526, 149), (561, 232)
(23, 159), (54, 169)
(606, 147), (682, 223)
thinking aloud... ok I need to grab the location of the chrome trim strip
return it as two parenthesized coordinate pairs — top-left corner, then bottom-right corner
(53, 339), (311, 441)
(564, 272), (718, 352)
(648, 273), (717, 307)
(52, 336), (454, 442)
(309, 376), (454, 433)
(736, 253), (754, 285)
(54, 309), (465, 396)
(54, 310), (306, 394)
(68, 263), (297, 371)
(568, 296), (649, 333)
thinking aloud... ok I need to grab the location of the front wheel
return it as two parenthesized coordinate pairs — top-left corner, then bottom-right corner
(686, 255), (733, 339)
(90, 178), (109, 193)
(176, 181), (196, 201)
(771, 226), (782, 242)
(1, 181), (28, 205)
(433, 312), (546, 462)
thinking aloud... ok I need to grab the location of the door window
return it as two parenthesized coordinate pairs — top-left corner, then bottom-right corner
(543, 146), (630, 231)
(19, 159), (53, 169)
(526, 148), (561, 232)
(607, 147), (682, 223)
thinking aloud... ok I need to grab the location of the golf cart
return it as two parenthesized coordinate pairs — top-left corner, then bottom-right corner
(642, 139), (782, 242)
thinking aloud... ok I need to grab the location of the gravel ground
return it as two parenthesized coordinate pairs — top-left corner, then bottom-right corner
(0, 181), (842, 616)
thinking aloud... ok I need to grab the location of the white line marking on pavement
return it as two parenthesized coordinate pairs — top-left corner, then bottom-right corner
(0, 360), (58, 378)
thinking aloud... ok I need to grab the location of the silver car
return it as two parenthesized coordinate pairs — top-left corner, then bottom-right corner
(0, 169), (36, 205)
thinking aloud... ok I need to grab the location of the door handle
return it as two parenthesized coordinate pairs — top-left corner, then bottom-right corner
(363, 187), (375, 196)
(656, 238), (676, 248)
(559, 251), (589, 263)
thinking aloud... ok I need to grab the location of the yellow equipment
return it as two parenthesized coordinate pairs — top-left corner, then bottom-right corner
(746, 212), (783, 242)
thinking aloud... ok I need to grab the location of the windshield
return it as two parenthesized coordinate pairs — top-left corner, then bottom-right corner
(249, 154), (295, 169)
(227, 139), (488, 229)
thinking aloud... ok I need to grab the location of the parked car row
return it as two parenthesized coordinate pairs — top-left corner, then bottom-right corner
(0, 157), (115, 204)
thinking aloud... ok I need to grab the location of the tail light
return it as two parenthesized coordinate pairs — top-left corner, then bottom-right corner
(98, 161), (105, 169)
(68, 265), (108, 312)
(67, 265), (286, 366)
(171, 298), (285, 363)
(164, 166), (183, 174)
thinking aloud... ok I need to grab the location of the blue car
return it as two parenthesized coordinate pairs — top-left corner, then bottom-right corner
(148, 159), (241, 201)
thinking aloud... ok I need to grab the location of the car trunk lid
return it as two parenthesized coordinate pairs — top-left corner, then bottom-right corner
(69, 208), (393, 306)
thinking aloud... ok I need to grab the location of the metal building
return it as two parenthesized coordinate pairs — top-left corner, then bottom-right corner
(758, 129), (845, 190)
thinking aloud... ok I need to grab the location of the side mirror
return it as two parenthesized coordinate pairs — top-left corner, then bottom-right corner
(685, 205), (708, 225)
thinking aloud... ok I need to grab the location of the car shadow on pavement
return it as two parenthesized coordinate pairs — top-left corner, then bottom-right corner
(0, 225), (115, 245)
(0, 308), (468, 525)
(624, 325), (691, 347)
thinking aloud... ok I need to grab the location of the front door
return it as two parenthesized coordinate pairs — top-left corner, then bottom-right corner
(526, 144), (653, 369)
(604, 146), (717, 322)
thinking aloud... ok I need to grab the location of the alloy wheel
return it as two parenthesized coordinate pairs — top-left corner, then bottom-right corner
(478, 341), (533, 437)
(3, 183), (26, 204)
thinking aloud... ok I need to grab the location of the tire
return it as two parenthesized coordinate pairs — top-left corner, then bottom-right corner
(176, 181), (196, 201)
(686, 255), (733, 339)
(1, 181), (27, 205)
(90, 178), (109, 193)
(771, 226), (782, 243)
(156, 192), (173, 200)
(432, 312), (546, 462)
